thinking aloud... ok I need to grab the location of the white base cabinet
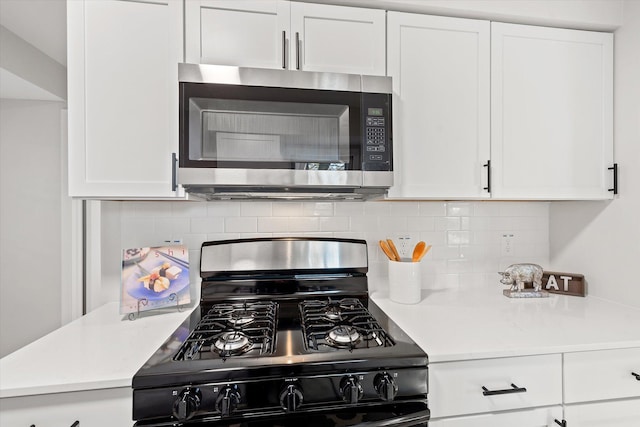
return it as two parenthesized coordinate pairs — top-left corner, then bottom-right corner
(67, 0), (184, 199)
(563, 399), (640, 427)
(0, 387), (132, 427)
(430, 406), (563, 427)
(186, 0), (385, 75)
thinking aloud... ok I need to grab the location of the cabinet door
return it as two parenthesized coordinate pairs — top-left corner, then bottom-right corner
(68, 0), (183, 198)
(185, 0), (290, 68)
(564, 399), (640, 427)
(491, 23), (613, 199)
(386, 13), (490, 199)
(429, 354), (562, 418)
(290, 2), (385, 75)
(0, 387), (132, 427)
(430, 406), (563, 427)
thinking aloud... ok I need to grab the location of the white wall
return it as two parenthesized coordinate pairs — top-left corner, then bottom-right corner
(549, 0), (640, 308)
(93, 200), (549, 310)
(0, 99), (66, 357)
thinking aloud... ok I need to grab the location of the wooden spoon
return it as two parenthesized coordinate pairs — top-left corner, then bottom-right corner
(412, 242), (432, 262)
(386, 239), (401, 262)
(379, 240), (397, 261)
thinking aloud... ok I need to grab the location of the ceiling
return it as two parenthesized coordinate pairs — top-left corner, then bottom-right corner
(0, 0), (66, 100)
(0, 0), (67, 66)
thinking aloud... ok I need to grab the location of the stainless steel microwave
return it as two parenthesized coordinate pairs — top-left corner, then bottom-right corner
(177, 63), (393, 200)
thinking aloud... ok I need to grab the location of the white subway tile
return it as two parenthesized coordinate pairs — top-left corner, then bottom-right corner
(319, 217), (349, 232)
(225, 217), (257, 233)
(335, 202), (364, 216)
(207, 202), (241, 217)
(191, 217), (224, 233)
(390, 202), (420, 216)
(447, 231), (472, 245)
(364, 201), (390, 216)
(446, 202), (473, 217)
(258, 217), (290, 233)
(288, 217), (319, 232)
(303, 202), (334, 217)
(172, 201), (207, 217)
(377, 216), (408, 233)
(435, 217), (461, 231)
(241, 202), (271, 217)
(419, 202), (446, 216)
(206, 233), (230, 241)
(272, 202), (303, 217)
(419, 231), (446, 246)
(473, 202), (501, 217)
(350, 216), (378, 232)
(447, 259), (474, 274)
(134, 201), (172, 217)
(155, 217), (191, 234)
(407, 216), (435, 231)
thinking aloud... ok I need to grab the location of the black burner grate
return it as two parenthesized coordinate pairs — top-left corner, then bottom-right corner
(300, 298), (394, 352)
(174, 301), (277, 361)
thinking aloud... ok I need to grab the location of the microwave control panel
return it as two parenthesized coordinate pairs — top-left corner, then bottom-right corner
(362, 93), (392, 171)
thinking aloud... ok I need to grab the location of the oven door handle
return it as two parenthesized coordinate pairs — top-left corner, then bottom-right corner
(354, 409), (431, 427)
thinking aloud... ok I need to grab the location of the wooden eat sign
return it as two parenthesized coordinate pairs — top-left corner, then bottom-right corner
(525, 271), (586, 296)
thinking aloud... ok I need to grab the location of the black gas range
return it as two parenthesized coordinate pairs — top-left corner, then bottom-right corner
(132, 237), (429, 426)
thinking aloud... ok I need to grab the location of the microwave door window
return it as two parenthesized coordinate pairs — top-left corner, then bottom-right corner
(191, 98), (350, 169)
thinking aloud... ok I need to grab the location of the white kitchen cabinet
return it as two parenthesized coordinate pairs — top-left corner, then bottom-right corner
(429, 406), (563, 427)
(185, 0), (290, 68)
(429, 354), (562, 418)
(0, 387), (132, 426)
(491, 22), (614, 199)
(185, 0), (386, 75)
(67, 0), (184, 199)
(386, 13), (490, 199)
(563, 399), (640, 427)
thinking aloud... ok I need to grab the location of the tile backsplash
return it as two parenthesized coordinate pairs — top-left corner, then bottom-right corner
(101, 200), (549, 301)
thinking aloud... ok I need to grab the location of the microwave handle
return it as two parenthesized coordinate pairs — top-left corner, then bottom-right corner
(171, 152), (178, 192)
(354, 409), (430, 427)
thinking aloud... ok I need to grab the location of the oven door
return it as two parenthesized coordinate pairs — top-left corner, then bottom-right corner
(134, 402), (429, 427)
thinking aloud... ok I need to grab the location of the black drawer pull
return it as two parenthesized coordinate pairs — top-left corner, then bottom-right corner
(481, 383), (527, 396)
(632, 372), (640, 381)
(555, 420), (567, 427)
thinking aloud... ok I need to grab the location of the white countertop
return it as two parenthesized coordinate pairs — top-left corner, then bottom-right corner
(0, 302), (194, 398)
(371, 285), (640, 363)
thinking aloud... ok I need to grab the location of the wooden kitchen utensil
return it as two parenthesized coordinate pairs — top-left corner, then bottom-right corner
(379, 240), (397, 261)
(386, 239), (401, 262)
(412, 242), (432, 262)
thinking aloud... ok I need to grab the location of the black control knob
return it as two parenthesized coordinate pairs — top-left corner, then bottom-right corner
(374, 373), (398, 402)
(172, 388), (201, 421)
(340, 376), (364, 404)
(215, 385), (241, 417)
(279, 384), (304, 412)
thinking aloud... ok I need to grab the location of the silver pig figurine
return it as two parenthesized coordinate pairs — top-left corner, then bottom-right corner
(499, 263), (543, 292)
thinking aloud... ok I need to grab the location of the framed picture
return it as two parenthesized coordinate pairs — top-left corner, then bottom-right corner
(121, 246), (190, 315)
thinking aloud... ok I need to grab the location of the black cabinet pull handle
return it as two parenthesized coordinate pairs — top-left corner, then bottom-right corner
(295, 32), (301, 70)
(608, 163), (618, 194)
(171, 152), (178, 192)
(71, 422), (80, 427)
(282, 30), (286, 69)
(481, 383), (527, 396)
(632, 372), (640, 381)
(483, 160), (491, 193)
(555, 420), (567, 427)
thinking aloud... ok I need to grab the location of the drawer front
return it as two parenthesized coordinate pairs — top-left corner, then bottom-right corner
(429, 354), (562, 418)
(564, 399), (640, 427)
(429, 405), (563, 427)
(564, 347), (640, 403)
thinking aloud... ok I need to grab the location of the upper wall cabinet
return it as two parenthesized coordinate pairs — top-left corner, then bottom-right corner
(185, 0), (386, 75)
(491, 23), (614, 199)
(387, 12), (491, 199)
(68, 0), (184, 198)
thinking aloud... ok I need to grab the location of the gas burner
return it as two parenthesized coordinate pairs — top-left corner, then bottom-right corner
(326, 325), (361, 347)
(300, 298), (395, 351)
(213, 331), (252, 356)
(228, 311), (255, 327)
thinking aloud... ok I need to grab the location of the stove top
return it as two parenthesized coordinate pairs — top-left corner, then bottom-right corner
(132, 238), (429, 426)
